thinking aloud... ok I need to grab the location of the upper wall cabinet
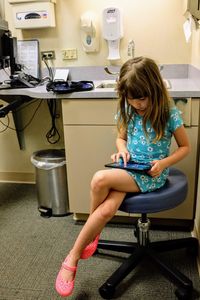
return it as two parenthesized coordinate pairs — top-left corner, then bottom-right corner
(8, 0), (56, 29)
(188, 0), (200, 20)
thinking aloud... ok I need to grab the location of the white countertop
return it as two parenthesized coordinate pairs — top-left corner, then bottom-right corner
(0, 78), (200, 100)
(1, 64), (200, 100)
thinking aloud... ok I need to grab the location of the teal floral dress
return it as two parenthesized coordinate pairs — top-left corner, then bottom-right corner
(126, 106), (183, 192)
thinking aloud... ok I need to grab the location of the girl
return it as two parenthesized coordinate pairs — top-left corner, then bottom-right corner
(55, 56), (190, 297)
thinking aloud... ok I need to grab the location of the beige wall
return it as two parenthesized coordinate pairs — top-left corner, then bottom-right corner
(6, 0), (190, 67)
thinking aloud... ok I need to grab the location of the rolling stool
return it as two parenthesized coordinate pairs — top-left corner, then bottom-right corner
(97, 168), (198, 299)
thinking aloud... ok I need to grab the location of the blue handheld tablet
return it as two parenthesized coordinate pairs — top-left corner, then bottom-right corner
(104, 161), (151, 171)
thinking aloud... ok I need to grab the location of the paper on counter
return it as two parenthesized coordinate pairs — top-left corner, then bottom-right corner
(54, 69), (69, 81)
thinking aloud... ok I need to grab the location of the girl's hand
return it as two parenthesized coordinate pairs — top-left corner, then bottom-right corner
(111, 151), (130, 166)
(148, 160), (165, 178)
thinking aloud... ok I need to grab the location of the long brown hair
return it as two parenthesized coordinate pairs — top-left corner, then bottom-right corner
(117, 56), (170, 142)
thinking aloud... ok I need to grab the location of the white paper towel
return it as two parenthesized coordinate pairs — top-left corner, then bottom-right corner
(183, 11), (199, 43)
(183, 17), (192, 43)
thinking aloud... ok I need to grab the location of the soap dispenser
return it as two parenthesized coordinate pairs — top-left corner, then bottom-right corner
(80, 11), (99, 53)
(102, 7), (123, 60)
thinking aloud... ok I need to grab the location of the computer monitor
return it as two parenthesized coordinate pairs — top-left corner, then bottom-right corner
(0, 16), (9, 70)
(1, 31), (18, 74)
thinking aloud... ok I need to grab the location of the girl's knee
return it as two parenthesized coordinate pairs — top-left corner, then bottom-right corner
(90, 170), (108, 192)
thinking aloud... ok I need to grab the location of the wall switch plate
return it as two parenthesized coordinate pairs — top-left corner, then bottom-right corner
(62, 48), (77, 60)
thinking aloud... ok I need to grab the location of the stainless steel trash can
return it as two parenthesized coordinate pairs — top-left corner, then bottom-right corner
(31, 149), (69, 217)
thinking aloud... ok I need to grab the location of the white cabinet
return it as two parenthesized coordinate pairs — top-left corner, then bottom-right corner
(62, 98), (200, 223)
(62, 99), (127, 219)
(64, 126), (117, 214)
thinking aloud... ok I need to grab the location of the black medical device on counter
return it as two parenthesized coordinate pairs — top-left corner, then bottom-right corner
(46, 80), (94, 94)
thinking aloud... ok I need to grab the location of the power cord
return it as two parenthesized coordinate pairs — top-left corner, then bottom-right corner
(42, 56), (54, 81)
(46, 99), (60, 144)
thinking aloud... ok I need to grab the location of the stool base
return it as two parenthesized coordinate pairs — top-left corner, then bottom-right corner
(97, 218), (198, 299)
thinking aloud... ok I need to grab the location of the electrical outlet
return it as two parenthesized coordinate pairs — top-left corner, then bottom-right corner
(41, 50), (55, 60)
(62, 48), (77, 60)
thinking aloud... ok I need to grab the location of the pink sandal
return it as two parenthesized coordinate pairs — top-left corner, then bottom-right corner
(55, 255), (77, 297)
(81, 234), (100, 259)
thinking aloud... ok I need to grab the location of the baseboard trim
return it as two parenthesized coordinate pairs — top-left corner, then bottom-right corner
(192, 222), (200, 277)
(0, 172), (35, 184)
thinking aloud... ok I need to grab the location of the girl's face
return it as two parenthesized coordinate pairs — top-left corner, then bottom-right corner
(127, 97), (149, 115)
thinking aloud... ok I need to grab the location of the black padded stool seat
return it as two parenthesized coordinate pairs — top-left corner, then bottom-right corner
(97, 168), (198, 300)
(121, 168), (188, 214)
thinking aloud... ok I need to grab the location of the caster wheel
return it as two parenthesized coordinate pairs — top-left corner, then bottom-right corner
(99, 283), (115, 299)
(175, 288), (192, 299)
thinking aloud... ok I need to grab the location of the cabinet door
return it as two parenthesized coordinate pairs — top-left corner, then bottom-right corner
(149, 126), (198, 220)
(64, 125), (127, 215)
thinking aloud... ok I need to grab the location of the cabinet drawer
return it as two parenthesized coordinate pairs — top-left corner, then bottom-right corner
(62, 99), (118, 125)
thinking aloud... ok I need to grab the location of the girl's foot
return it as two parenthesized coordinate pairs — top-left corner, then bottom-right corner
(55, 255), (78, 297)
(81, 234), (100, 259)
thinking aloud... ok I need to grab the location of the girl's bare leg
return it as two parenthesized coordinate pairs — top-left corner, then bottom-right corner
(89, 169), (140, 213)
(60, 169), (140, 282)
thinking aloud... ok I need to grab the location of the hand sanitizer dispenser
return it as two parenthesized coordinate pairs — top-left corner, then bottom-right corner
(80, 11), (99, 53)
(102, 7), (123, 60)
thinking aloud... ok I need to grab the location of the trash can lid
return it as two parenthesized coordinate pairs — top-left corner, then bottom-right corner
(32, 149), (66, 163)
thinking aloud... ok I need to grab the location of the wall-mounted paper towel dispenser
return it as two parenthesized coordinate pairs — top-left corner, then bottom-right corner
(8, 0), (56, 29)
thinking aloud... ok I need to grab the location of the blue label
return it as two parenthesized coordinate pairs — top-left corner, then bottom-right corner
(86, 35), (92, 45)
